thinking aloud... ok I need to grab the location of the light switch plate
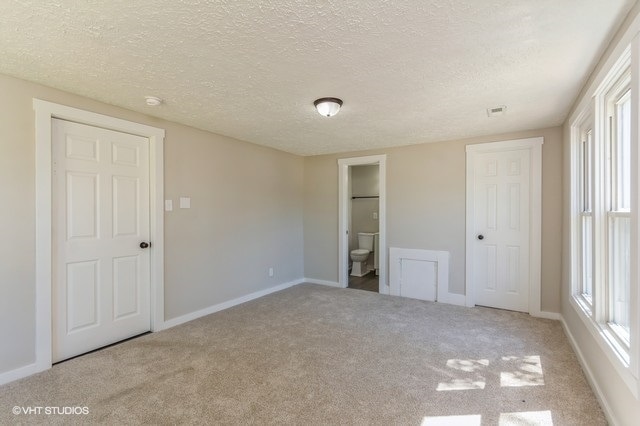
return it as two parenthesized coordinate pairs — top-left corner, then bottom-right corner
(179, 197), (191, 209)
(165, 200), (173, 211)
(373, 212), (378, 220)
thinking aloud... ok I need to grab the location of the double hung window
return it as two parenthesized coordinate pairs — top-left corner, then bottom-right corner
(572, 49), (633, 364)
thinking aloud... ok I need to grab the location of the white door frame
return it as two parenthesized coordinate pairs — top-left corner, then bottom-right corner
(34, 99), (165, 373)
(338, 155), (387, 293)
(465, 137), (543, 315)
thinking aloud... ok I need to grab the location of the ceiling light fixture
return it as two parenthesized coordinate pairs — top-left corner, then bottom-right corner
(314, 97), (343, 117)
(145, 96), (162, 107)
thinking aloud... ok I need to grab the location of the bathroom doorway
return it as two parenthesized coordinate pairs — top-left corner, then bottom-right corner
(348, 166), (379, 292)
(338, 155), (387, 294)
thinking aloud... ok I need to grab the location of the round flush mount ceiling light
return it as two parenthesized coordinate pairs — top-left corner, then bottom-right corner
(314, 97), (343, 117)
(145, 96), (162, 107)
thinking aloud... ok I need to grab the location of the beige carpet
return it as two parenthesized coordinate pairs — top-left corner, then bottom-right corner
(0, 284), (605, 425)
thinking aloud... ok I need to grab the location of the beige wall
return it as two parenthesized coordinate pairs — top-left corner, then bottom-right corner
(351, 165), (379, 196)
(0, 73), (304, 376)
(561, 1), (640, 424)
(304, 126), (563, 312)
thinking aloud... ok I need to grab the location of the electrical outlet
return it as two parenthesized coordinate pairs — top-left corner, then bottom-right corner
(373, 212), (378, 220)
(268, 267), (274, 277)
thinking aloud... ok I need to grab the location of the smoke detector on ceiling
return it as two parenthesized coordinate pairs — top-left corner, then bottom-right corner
(486, 105), (507, 117)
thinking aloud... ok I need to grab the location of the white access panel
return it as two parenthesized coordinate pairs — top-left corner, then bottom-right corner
(389, 248), (450, 302)
(399, 258), (437, 301)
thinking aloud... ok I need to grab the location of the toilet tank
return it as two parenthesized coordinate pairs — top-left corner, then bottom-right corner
(357, 232), (375, 251)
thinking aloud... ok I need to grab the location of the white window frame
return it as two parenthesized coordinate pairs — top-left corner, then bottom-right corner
(574, 106), (595, 313)
(569, 41), (640, 398)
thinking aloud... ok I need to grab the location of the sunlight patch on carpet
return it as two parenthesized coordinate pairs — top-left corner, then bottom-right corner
(421, 414), (482, 425)
(436, 358), (488, 391)
(500, 355), (544, 387)
(446, 358), (489, 372)
(499, 410), (553, 425)
(436, 378), (486, 391)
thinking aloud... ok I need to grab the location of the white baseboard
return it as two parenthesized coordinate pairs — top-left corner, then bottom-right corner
(560, 316), (619, 426)
(438, 291), (466, 306)
(162, 278), (304, 330)
(0, 362), (42, 386)
(532, 310), (561, 320)
(303, 278), (342, 288)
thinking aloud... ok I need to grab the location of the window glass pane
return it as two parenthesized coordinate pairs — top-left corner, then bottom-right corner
(609, 215), (630, 343)
(582, 131), (593, 212)
(581, 215), (592, 301)
(616, 91), (631, 211)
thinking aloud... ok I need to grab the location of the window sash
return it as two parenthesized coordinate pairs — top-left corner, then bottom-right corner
(577, 123), (594, 305)
(604, 74), (631, 348)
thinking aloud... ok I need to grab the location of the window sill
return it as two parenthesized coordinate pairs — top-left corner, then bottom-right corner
(570, 296), (638, 399)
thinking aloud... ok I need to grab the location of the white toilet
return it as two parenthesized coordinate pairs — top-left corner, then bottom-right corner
(350, 232), (375, 277)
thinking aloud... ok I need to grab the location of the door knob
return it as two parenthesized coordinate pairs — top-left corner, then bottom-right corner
(477, 235), (484, 240)
(140, 242), (150, 249)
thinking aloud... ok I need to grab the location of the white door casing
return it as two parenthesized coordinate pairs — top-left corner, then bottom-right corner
(52, 119), (151, 362)
(338, 155), (387, 292)
(33, 99), (164, 378)
(465, 138), (543, 314)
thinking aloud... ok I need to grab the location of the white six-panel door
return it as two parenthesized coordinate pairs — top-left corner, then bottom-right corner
(52, 119), (151, 362)
(471, 148), (531, 312)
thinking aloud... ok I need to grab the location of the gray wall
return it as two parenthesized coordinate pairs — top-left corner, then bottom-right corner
(303, 126), (563, 312)
(0, 73), (304, 375)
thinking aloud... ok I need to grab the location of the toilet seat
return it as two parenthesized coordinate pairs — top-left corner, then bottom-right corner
(350, 249), (370, 262)
(351, 249), (369, 256)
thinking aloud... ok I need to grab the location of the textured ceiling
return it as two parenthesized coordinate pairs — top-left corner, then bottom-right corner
(0, 1), (634, 155)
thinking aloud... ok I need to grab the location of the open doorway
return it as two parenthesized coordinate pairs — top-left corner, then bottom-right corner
(348, 165), (380, 292)
(338, 155), (387, 294)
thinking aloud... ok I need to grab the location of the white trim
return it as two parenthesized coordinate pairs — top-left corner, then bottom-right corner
(465, 137), (544, 315)
(303, 278), (342, 288)
(162, 279), (303, 329)
(438, 291), (466, 307)
(33, 99), (165, 377)
(0, 363), (40, 386)
(338, 155), (387, 294)
(533, 311), (562, 321)
(630, 31), (640, 384)
(560, 315), (621, 426)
